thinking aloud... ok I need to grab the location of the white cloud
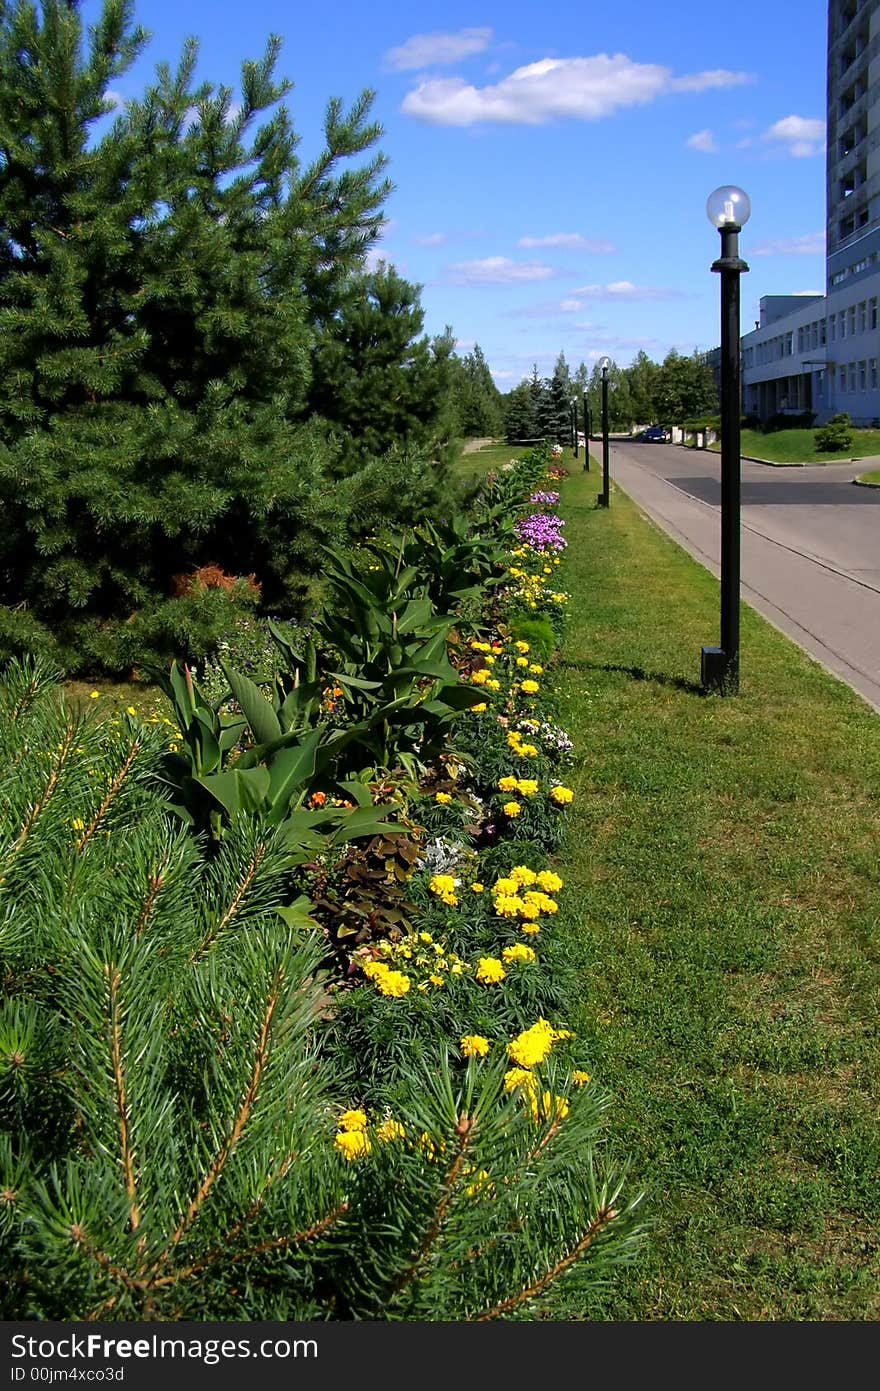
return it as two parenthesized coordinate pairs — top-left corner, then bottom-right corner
(571, 280), (684, 301)
(401, 52), (753, 125)
(413, 232), (447, 246)
(385, 28), (492, 72)
(750, 232), (825, 257)
(104, 89), (125, 110)
(446, 256), (559, 285)
(763, 114), (826, 157)
(686, 128), (718, 153)
(517, 232), (617, 252)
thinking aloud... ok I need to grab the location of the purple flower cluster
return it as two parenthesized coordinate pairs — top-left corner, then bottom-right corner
(514, 511), (567, 552)
(529, 490), (560, 507)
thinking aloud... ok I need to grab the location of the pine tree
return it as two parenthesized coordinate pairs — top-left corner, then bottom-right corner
(544, 351), (573, 444)
(503, 381), (535, 443)
(0, 1), (398, 673)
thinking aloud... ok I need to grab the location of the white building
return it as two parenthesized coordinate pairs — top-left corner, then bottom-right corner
(740, 0), (880, 426)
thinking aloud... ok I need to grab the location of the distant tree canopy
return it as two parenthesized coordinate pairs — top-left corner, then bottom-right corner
(0, 0), (459, 674)
(502, 347), (718, 440)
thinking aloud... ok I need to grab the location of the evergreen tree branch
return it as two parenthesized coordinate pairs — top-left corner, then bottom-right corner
(105, 964), (141, 1232)
(162, 967), (282, 1252)
(472, 1203), (621, 1320)
(149, 1200), (349, 1289)
(76, 732), (144, 853)
(189, 840), (268, 960)
(0, 714), (77, 887)
(391, 1111), (475, 1298)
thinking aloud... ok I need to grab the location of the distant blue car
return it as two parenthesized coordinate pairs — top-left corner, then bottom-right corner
(636, 426), (668, 442)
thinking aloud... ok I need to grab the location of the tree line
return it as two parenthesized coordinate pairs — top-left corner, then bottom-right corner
(499, 349), (719, 444)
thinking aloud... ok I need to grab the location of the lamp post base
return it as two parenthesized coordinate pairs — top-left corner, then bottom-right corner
(701, 645), (738, 695)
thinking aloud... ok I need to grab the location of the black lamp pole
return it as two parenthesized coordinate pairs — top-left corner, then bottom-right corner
(572, 400), (579, 460)
(599, 359), (611, 507)
(701, 187), (750, 696)
(583, 392), (590, 471)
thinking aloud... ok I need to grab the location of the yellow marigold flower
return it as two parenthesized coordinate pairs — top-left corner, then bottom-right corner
(89, 691), (100, 699)
(516, 657), (529, 667)
(470, 669), (489, 685)
(502, 801), (522, 817)
(506, 730), (523, 747)
(507, 1018), (557, 1068)
(484, 654), (495, 665)
(471, 882), (484, 893)
(486, 679), (501, 691)
(475, 956), (506, 984)
(528, 664), (544, 675)
(375, 969), (411, 997)
(419, 932), (433, 944)
(471, 702), (487, 712)
(503, 943), (536, 964)
(460, 1034), (490, 1058)
(434, 791), (452, 804)
(335, 1129), (371, 1161)
(338, 1108), (368, 1132)
(504, 1067), (537, 1093)
(492, 876), (519, 896)
(536, 870), (563, 893)
(515, 641), (530, 654)
(493, 893), (522, 918)
(429, 973), (445, 987)
(510, 865), (537, 886)
(518, 900), (541, 920)
(516, 779), (539, 797)
(470, 640), (491, 652)
(520, 679), (540, 695)
(517, 743), (539, 758)
(126, 705), (137, 716)
(550, 785), (574, 805)
(520, 920), (541, 936)
(498, 775), (519, 792)
(572, 1070), (592, 1086)
(376, 1118), (406, 1142)
(429, 873), (459, 907)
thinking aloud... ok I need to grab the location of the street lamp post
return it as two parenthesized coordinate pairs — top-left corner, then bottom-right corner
(701, 186), (750, 696)
(598, 356), (612, 507)
(583, 392), (590, 471)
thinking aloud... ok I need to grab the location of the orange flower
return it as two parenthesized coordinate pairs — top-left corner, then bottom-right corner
(309, 791), (327, 807)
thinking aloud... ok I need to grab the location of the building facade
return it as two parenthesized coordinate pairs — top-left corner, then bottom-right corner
(740, 0), (880, 425)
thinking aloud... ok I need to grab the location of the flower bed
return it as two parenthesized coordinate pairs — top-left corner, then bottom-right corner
(0, 446), (643, 1320)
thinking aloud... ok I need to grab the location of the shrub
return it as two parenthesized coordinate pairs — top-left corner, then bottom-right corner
(814, 413), (853, 452)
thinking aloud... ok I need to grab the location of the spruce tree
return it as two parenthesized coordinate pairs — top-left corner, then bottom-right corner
(0, 0), (398, 673)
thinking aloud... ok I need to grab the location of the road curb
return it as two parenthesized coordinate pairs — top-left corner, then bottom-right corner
(852, 476), (880, 489)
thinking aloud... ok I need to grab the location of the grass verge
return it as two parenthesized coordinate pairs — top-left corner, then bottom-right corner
(855, 469), (880, 486)
(709, 426), (880, 464)
(551, 453), (880, 1319)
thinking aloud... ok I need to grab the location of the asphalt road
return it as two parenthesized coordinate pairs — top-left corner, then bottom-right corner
(596, 439), (880, 712)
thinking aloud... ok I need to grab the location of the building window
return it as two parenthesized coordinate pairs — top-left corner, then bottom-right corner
(840, 367), (847, 392)
(871, 298), (878, 330)
(848, 306), (856, 336)
(859, 302), (867, 332)
(871, 359), (878, 390)
(849, 363), (857, 392)
(820, 320), (826, 345)
(830, 314), (837, 341)
(859, 360), (867, 391)
(840, 311), (846, 339)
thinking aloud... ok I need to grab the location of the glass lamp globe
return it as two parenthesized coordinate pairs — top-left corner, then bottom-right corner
(706, 185), (751, 229)
(598, 355), (612, 373)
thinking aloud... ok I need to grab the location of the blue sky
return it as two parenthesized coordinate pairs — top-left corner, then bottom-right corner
(83, 0), (829, 388)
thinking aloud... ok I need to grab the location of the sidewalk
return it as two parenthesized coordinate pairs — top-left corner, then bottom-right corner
(606, 443), (880, 712)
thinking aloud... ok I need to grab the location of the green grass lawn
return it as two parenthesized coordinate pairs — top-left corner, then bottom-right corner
(549, 451), (880, 1319)
(709, 426), (880, 464)
(856, 469), (880, 485)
